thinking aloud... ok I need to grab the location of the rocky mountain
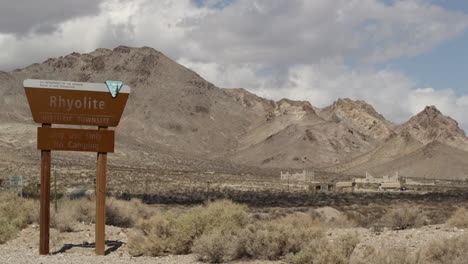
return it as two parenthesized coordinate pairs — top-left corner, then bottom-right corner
(396, 106), (468, 152)
(325, 106), (468, 179)
(318, 98), (395, 140)
(0, 46), (467, 180)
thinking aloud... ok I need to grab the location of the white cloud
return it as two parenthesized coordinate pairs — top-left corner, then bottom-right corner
(184, 0), (468, 64)
(457, 96), (468, 107)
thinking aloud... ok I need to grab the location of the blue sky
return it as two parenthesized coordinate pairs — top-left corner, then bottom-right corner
(0, 0), (467, 130)
(381, 17), (468, 96)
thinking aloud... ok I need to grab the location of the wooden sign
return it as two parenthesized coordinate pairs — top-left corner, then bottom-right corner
(37, 127), (114, 152)
(23, 79), (131, 256)
(24, 79), (130, 126)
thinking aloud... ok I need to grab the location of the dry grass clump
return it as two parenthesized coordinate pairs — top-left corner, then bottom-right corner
(192, 213), (325, 263)
(313, 207), (357, 228)
(128, 200), (248, 257)
(49, 197), (153, 232)
(286, 232), (359, 264)
(49, 198), (94, 232)
(341, 204), (387, 228)
(350, 245), (414, 264)
(350, 234), (468, 264)
(0, 191), (35, 243)
(446, 207), (468, 228)
(106, 198), (154, 227)
(380, 204), (427, 230)
(414, 233), (468, 264)
(191, 228), (238, 263)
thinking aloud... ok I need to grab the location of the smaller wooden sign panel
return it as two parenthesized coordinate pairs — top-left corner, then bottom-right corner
(38, 127), (115, 152)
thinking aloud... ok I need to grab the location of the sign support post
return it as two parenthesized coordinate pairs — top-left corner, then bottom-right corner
(39, 123), (51, 255)
(95, 126), (108, 255)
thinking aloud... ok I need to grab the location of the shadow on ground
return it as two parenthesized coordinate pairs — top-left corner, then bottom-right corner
(52, 240), (123, 255)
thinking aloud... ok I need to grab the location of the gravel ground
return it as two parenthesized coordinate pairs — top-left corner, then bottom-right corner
(0, 223), (279, 264)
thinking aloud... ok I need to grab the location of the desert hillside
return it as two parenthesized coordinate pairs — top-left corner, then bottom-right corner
(1, 46), (467, 179)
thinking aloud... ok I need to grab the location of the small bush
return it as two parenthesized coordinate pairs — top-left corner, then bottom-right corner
(314, 207), (357, 228)
(192, 215), (325, 262)
(51, 206), (78, 232)
(23, 183), (40, 199)
(0, 191), (36, 244)
(48, 197), (154, 232)
(350, 245), (413, 264)
(0, 218), (22, 244)
(337, 232), (360, 259)
(341, 204), (388, 228)
(380, 205), (427, 230)
(229, 214), (324, 261)
(415, 233), (468, 264)
(128, 200), (249, 257)
(106, 198), (153, 227)
(287, 232), (359, 264)
(446, 207), (468, 228)
(192, 229), (234, 263)
(127, 214), (177, 256)
(0, 191), (35, 226)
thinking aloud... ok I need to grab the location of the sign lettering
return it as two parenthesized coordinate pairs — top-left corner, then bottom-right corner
(37, 127), (115, 152)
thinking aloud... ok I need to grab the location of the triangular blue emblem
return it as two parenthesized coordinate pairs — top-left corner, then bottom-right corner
(105, 80), (124, 98)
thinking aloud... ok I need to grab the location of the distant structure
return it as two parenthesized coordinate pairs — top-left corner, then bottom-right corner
(354, 171), (401, 189)
(354, 171), (399, 184)
(280, 169), (315, 182)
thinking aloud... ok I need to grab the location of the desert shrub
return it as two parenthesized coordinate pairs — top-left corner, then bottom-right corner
(192, 228), (235, 263)
(23, 183), (41, 199)
(287, 232), (359, 264)
(350, 245), (414, 264)
(193, 215), (325, 262)
(74, 199), (96, 224)
(0, 218), (22, 244)
(341, 204), (388, 228)
(127, 214), (177, 256)
(106, 198), (153, 227)
(337, 232), (360, 259)
(52, 198), (95, 225)
(446, 207), (468, 228)
(415, 233), (468, 264)
(0, 191), (36, 243)
(0, 191), (35, 226)
(380, 205), (427, 230)
(353, 234), (468, 264)
(286, 239), (347, 264)
(48, 199), (91, 232)
(422, 204), (456, 225)
(48, 197), (154, 231)
(128, 200), (249, 257)
(238, 223), (301, 259)
(51, 207), (77, 232)
(229, 214), (325, 261)
(314, 207), (348, 227)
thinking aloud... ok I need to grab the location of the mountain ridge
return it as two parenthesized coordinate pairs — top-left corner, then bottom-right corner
(0, 46), (467, 179)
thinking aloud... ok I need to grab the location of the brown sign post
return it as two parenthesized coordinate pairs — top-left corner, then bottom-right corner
(24, 79), (130, 255)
